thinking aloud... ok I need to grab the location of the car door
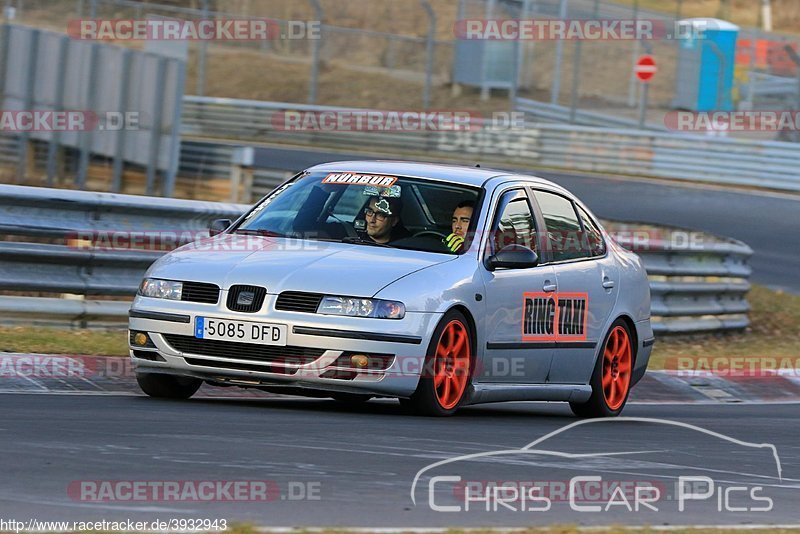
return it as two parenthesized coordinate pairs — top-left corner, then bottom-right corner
(479, 187), (556, 384)
(530, 189), (619, 384)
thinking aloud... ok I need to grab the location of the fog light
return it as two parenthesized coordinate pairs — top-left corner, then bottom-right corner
(350, 354), (369, 369)
(134, 333), (149, 346)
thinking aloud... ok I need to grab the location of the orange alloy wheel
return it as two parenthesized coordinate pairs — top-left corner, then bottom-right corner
(602, 325), (632, 410)
(432, 320), (471, 410)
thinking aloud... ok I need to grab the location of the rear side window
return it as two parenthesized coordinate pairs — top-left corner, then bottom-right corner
(532, 190), (584, 262)
(576, 205), (606, 257)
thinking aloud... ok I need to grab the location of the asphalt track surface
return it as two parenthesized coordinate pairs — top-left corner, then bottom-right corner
(253, 145), (800, 294)
(1, 394), (798, 528)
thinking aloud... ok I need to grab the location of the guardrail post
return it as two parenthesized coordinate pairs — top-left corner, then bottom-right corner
(195, 0), (209, 97)
(164, 56), (186, 198)
(146, 56), (167, 196)
(420, 0), (436, 110)
(308, 0), (323, 104)
(782, 44), (800, 142)
(230, 147), (254, 203)
(568, 0), (598, 122)
(46, 35), (69, 186)
(549, 0), (568, 104)
(77, 42), (99, 190)
(627, 0), (640, 108)
(111, 48), (132, 193)
(18, 28), (39, 184)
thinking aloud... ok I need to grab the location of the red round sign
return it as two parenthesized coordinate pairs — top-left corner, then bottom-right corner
(635, 55), (657, 82)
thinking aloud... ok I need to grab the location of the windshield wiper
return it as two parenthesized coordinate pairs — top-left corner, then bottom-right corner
(234, 228), (286, 237)
(340, 236), (393, 248)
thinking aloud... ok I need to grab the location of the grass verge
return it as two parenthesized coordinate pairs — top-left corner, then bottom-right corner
(650, 284), (800, 369)
(0, 326), (129, 356)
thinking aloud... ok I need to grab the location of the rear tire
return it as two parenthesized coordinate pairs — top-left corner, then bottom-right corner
(404, 310), (473, 416)
(136, 373), (202, 399)
(569, 319), (633, 418)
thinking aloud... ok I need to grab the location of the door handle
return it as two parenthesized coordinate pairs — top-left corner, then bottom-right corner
(543, 282), (557, 292)
(602, 278), (615, 289)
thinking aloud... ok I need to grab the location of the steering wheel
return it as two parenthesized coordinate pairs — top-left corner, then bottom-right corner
(413, 230), (448, 240)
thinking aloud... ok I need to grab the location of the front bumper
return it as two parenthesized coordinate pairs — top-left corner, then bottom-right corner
(128, 294), (440, 398)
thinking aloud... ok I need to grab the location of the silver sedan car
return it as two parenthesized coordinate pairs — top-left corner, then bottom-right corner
(129, 161), (653, 416)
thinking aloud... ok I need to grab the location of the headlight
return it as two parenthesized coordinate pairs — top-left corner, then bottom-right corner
(138, 278), (183, 300)
(317, 296), (405, 319)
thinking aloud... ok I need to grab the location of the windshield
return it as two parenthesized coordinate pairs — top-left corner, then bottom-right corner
(235, 171), (481, 254)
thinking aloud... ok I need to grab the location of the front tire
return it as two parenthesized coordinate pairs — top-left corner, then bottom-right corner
(570, 319), (633, 418)
(136, 373), (202, 399)
(404, 310), (473, 416)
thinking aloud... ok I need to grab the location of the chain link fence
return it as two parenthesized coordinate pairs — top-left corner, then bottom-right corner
(5, 0), (456, 108)
(5, 0), (800, 117)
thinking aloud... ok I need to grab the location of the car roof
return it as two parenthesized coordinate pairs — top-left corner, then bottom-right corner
(305, 160), (561, 189)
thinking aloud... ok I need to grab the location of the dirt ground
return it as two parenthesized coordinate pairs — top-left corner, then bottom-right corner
(16, 0), (794, 114)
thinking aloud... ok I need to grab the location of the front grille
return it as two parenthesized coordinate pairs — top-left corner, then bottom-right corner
(181, 281), (220, 304)
(163, 334), (324, 366)
(184, 358), (298, 375)
(275, 291), (323, 313)
(227, 285), (267, 313)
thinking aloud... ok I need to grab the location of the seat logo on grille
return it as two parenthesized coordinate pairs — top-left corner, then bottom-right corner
(236, 291), (256, 306)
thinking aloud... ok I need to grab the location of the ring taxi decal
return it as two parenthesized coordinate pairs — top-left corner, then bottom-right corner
(522, 292), (589, 342)
(322, 172), (398, 187)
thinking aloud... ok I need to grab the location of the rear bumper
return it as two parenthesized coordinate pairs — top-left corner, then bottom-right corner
(632, 318), (654, 386)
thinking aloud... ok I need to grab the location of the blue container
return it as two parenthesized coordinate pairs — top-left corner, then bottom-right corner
(673, 18), (740, 111)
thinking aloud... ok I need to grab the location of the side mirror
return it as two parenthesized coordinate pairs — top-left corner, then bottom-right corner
(486, 244), (539, 271)
(209, 219), (232, 237)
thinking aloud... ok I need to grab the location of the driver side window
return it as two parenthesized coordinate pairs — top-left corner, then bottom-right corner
(491, 190), (537, 254)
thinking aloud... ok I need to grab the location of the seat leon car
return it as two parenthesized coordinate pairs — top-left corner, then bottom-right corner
(129, 161), (653, 416)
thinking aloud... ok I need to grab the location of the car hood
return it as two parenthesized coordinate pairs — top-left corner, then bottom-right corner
(147, 234), (455, 297)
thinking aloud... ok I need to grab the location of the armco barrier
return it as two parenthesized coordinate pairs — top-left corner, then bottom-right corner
(0, 185), (751, 333)
(607, 222), (752, 335)
(181, 95), (800, 193)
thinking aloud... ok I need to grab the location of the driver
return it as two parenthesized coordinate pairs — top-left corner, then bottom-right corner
(443, 200), (474, 252)
(364, 195), (404, 244)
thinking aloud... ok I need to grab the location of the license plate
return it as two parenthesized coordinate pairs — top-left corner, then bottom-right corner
(194, 317), (287, 346)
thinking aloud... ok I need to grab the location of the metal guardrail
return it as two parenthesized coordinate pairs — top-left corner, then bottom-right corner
(181, 96), (800, 193)
(0, 184), (247, 327)
(0, 185), (751, 333)
(607, 222), (752, 335)
(514, 98), (667, 131)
